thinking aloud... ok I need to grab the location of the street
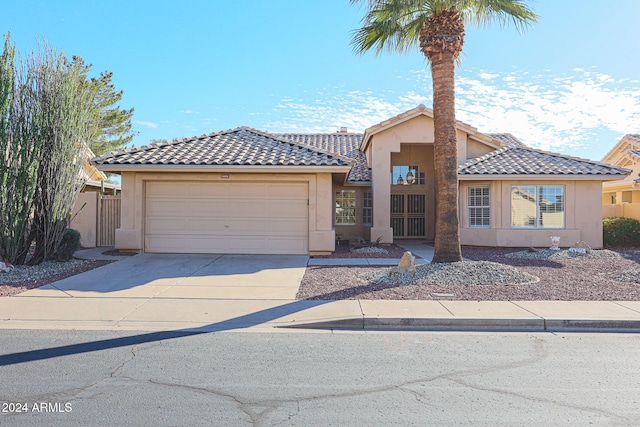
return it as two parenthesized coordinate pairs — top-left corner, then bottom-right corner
(1, 329), (639, 426)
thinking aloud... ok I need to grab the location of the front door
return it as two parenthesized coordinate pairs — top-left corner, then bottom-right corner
(390, 194), (426, 238)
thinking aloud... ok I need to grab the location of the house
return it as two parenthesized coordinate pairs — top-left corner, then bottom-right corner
(601, 134), (640, 220)
(92, 105), (629, 255)
(79, 147), (121, 195)
(70, 148), (122, 248)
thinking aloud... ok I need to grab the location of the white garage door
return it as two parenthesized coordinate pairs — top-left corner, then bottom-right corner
(145, 181), (309, 254)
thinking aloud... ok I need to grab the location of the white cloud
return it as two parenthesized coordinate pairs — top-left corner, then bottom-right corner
(180, 109), (200, 114)
(262, 68), (640, 155)
(134, 120), (159, 129)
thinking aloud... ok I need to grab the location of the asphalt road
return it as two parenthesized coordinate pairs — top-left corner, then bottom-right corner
(1, 329), (639, 426)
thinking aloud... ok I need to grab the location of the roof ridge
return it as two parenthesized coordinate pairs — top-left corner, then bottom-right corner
(265, 131), (356, 165)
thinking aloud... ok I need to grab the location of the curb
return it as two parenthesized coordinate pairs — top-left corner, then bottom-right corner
(280, 317), (640, 333)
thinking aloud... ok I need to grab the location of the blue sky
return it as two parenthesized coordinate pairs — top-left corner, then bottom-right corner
(4, 0), (640, 160)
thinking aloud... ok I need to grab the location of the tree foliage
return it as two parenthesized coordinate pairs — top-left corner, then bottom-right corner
(0, 33), (131, 264)
(70, 56), (136, 156)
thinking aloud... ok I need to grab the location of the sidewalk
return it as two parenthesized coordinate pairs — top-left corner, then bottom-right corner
(1, 247), (639, 333)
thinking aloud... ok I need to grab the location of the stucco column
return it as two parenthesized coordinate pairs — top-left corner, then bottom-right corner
(370, 142), (393, 243)
(114, 172), (143, 251)
(309, 173), (336, 253)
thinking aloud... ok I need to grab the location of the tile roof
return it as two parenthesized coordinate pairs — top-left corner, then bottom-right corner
(624, 134), (640, 145)
(458, 147), (630, 176)
(92, 127), (351, 168)
(486, 133), (527, 148)
(626, 149), (640, 161)
(92, 116), (628, 183)
(275, 133), (370, 183)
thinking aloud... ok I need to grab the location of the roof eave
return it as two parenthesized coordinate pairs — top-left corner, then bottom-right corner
(96, 164), (352, 173)
(458, 174), (629, 181)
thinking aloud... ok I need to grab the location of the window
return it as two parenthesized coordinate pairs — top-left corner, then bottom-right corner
(511, 185), (564, 228)
(390, 165), (425, 185)
(468, 186), (490, 228)
(363, 191), (373, 226)
(335, 190), (356, 225)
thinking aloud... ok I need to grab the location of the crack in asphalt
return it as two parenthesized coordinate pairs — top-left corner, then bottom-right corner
(8, 334), (636, 425)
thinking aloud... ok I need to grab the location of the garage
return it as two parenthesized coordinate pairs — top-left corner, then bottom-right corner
(145, 181), (309, 254)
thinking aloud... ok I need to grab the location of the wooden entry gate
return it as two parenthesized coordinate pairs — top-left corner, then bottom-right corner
(98, 195), (121, 246)
(391, 193), (426, 238)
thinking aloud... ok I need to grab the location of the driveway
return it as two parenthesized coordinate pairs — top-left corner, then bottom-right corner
(18, 254), (309, 300)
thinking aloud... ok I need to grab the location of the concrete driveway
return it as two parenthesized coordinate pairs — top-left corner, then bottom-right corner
(19, 254), (309, 300)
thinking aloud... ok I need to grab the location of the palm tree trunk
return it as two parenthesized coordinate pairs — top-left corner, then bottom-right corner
(431, 51), (462, 263)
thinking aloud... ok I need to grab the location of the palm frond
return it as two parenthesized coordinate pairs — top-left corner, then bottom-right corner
(350, 0), (537, 56)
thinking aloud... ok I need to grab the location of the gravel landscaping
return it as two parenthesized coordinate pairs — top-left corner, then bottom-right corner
(311, 243), (410, 258)
(298, 247), (640, 301)
(4, 246), (640, 301)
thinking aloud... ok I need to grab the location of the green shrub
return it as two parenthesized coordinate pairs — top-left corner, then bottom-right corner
(603, 217), (640, 247)
(55, 228), (81, 261)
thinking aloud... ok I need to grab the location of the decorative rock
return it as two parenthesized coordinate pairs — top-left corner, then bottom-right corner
(569, 241), (591, 255)
(391, 251), (416, 274)
(0, 261), (14, 273)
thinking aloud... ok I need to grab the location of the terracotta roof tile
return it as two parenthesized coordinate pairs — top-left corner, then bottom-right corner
(486, 133), (527, 148)
(459, 147), (630, 176)
(93, 127), (351, 168)
(275, 132), (370, 183)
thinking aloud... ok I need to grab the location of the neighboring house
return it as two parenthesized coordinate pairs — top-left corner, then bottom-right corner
(71, 147), (122, 248)
(79, 147), (121, 195)
(92, 105), (629, 255)
(601, 134), (640, 220)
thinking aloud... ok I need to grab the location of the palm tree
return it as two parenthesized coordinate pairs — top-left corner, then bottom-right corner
(351, 0), (537, 263)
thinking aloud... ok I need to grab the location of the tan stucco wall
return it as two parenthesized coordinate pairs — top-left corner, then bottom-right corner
(460, 180), (605, 248)
(115, 171), (336, 254)
(365, 114), (497, 244)
(466, 138), (495, 160)
(70, 191), (98, 248)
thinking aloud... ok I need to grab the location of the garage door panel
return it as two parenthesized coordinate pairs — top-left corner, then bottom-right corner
(145, 181), (308, 254)
(187, 183), (228, 197)
(146, 218), (187, 234)
(267, 219), (307, 234)
(228, 183), (268, 198)
(147, 182), (187, 196)
(267, 183), (308, 198)
(226, 200), (268, 217)
(267, 200), (308, 217)
(146, 199), (186, 215)
(186, 218), (227, 233)
(186, 200), (227, 216)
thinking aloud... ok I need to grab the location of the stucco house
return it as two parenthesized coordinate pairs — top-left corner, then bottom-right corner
(601, 134), (640, 220)
(92, 105), (629, 255)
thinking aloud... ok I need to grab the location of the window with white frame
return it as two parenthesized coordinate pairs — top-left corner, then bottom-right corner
(363, 191), (373, 226)
(511, 185), (564, 228)
(468, 186), (490, 228)
(335, 190), (357, 225)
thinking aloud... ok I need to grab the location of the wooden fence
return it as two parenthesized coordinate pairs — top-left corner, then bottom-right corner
(98, 195), (121, 247)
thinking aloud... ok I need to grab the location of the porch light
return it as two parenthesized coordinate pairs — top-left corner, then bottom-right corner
(406, 170), (415, 185)
(397, 175), (405, 185)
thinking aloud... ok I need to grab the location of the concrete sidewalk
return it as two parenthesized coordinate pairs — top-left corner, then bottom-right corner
(2, 294), (640, 333)
(1, 247), (639, 333)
